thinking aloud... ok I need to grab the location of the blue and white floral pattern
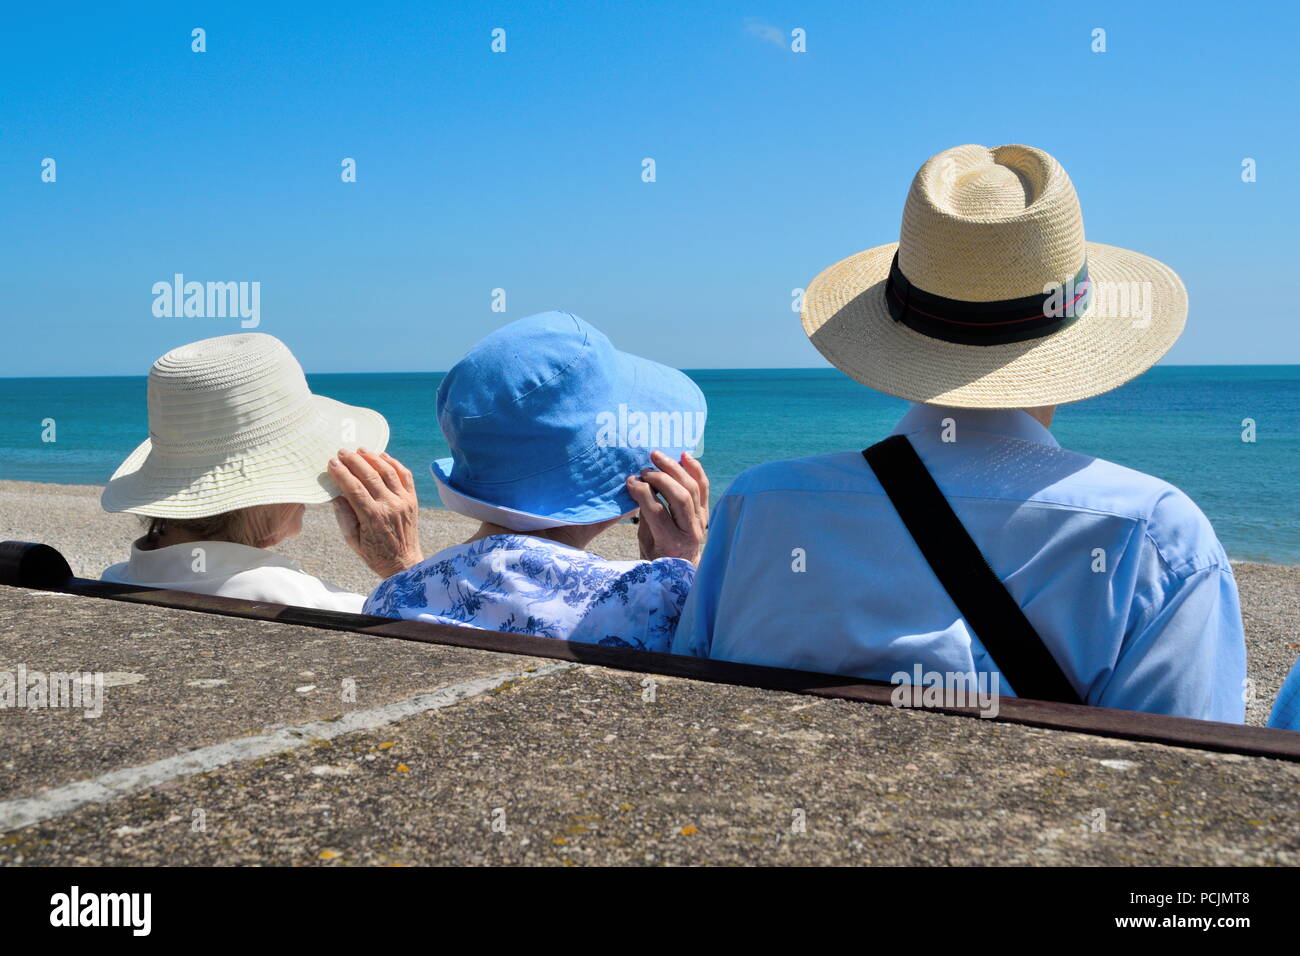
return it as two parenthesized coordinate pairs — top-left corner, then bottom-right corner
(363, 535), (694, 652)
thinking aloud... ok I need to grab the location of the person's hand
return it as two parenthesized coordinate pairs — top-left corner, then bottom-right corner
(328, 449), (424, 579)
(626, 450), (709, 565)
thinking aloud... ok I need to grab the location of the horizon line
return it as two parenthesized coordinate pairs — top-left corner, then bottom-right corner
(2, 362), (1299, 381)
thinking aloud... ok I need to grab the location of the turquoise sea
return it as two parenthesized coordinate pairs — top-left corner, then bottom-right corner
(1, 366), (1296, 563)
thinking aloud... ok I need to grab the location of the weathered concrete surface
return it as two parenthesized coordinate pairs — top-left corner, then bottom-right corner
(0, 588), (549, 801)
(1, 586), (1297, 866)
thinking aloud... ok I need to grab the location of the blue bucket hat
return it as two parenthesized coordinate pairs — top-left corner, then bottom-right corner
(432, 311), (707, 531)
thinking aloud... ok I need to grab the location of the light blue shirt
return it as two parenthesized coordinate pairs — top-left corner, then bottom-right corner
(673, 404), (1247, 722)
(364, 534), (694, 653)
(1268, 660), (1300, 731)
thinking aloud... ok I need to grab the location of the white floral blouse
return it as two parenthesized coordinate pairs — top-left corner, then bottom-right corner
(362, 534), (694, 652)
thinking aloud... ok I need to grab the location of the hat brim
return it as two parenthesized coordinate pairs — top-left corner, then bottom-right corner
(100, 394), (389, 517)
(801, 240), (1187, 408)
(430, 462), (634, 531)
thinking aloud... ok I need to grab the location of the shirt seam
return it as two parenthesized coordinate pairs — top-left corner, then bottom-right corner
(1141, 526), (1231, 580)
(720, 485), (1157, 527)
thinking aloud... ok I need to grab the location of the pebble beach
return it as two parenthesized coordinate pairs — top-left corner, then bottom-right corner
(2, 478), (1295, 727)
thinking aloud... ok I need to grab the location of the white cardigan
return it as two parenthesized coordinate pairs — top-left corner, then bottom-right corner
(102, 539), (367, 613)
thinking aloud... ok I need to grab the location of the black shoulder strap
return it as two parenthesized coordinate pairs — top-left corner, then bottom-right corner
(862, 434), (1082, 705)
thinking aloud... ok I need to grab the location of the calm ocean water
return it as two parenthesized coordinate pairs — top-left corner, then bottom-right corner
(1, 366), (1296, 563)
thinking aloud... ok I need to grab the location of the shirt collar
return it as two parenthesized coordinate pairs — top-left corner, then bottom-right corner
(127, 538), (300, 578)
(889, 403), (1060, 449)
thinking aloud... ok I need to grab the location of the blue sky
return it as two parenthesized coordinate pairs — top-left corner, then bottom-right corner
(2, 0), (1297, 376)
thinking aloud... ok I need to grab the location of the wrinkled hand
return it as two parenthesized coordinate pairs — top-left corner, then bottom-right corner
(328, 449), (423, 579)
(626, 450), (709, 565)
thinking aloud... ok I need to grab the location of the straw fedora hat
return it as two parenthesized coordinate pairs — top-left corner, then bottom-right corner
(101, 333), (389, 518)
(801, 144), (1187, 408)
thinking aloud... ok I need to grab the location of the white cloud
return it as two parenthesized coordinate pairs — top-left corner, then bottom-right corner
(743, 18), (786, 48)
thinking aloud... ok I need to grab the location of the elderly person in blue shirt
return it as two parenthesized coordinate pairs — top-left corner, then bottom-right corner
(1268, 661), (1300, 731)
(673, 144), (1247, 723)
(329, 311), (709, 652)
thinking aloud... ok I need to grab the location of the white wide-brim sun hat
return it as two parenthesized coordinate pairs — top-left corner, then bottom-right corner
(101, 333), (389, 518)
(801, 144), (1188, 409)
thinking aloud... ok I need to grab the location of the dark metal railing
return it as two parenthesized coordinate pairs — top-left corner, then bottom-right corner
(2, 540), (1297, 761)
